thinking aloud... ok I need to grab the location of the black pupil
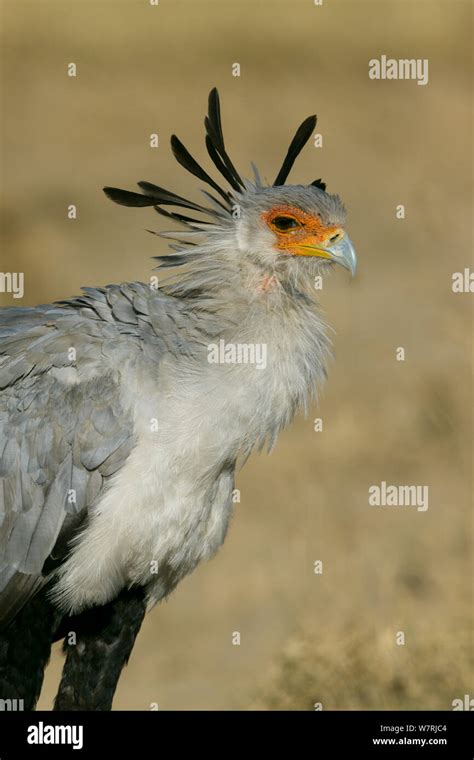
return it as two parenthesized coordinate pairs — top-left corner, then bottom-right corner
(273, 216), (299, 231)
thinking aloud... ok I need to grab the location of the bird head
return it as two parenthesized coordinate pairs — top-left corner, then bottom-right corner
(103, 88), (356, 293)
(234, 184), (356, 281)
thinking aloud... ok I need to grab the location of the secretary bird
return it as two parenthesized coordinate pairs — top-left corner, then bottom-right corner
(0, 89), (357, 710)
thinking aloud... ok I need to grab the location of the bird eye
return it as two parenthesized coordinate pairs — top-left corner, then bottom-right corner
(272, 216), (301, 231)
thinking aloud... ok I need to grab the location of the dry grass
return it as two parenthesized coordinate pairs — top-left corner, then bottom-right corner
(253, 626), (473, 710)
(0, 0), (472, 709)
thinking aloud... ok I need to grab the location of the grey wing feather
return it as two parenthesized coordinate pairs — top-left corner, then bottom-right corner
(0, 281), (202, 628)
(0, 295), (141, 629)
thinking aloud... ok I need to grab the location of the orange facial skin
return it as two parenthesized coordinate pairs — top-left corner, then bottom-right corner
(261, 204), (343, 258)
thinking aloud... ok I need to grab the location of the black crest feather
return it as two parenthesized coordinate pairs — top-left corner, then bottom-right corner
(311, 178), (327, 191)
(205, 134), (242, 192)
(136, 181), (214, 215)
(205, 88), (244, 190)
(103, 89), (326, 230)
(103, 187), (155, 207)
(153, 206), (210, 227)
(170, 134), (230, 204)
(273, 114), (317, 186)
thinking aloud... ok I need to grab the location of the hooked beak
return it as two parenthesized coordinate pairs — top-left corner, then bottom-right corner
(290, 234), (357, 276)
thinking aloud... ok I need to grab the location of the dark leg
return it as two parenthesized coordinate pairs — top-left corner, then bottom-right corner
(0, 589), (62, 710)
(54, 585), (147, 711)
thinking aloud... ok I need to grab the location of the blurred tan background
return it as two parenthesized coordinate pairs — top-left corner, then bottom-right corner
(1, 0), (472, 709)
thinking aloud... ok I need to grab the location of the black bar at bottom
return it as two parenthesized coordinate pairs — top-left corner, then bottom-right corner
(0, 710), (472, 758)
